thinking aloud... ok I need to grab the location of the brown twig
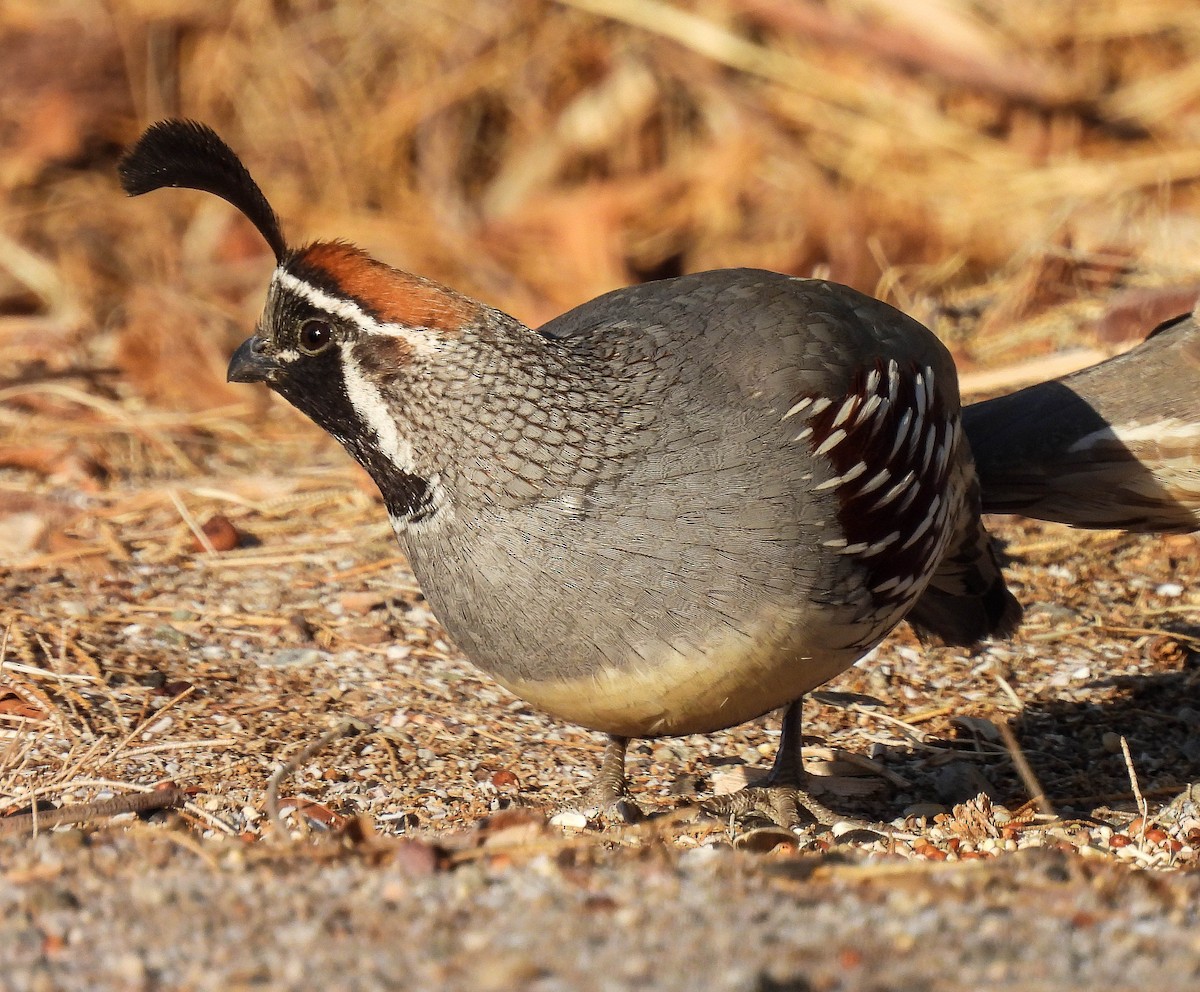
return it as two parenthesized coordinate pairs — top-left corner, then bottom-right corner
(0, 787), (188, 837)
(1120, 735), (1149, 846)
(997, 721), (1057, 819)
(266, 719), (370, 839)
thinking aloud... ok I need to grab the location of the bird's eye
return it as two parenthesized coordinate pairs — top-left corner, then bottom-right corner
(298, 318), (334, 355)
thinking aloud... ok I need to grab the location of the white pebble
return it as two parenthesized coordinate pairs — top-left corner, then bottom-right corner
(141, 715), (174, 739)
(549, 810), (589, 830)
(1157, 582), (1184, 597)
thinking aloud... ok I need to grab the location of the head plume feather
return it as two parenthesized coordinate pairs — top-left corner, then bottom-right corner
(118, 119), (287, 262)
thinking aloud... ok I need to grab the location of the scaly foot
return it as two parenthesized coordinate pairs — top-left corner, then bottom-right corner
(575, 735), (645, 824)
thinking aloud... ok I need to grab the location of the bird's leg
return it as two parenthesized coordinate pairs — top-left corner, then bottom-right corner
(700, 699), (874, 832)
(579, 734), (644, 823)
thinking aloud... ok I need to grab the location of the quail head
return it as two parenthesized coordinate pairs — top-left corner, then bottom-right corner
(120, 120), (1020, 828)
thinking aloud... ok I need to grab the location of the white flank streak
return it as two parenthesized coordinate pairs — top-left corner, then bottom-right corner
(832, 395), (858, 427)
(912, 372), (926, 415)
(934, 498), (951, 530)
(814, 463), (865, 492)
(864, 531), (900, 555)
(887, 359), (900, 405)
(872, 471), (914, 510)
(923, 367), (936, 412)
(855, 393), (882, 426)
(814, 428), (847, 456)
(809, 397), (833, 416)
(822, 537), (848, 548)
(865, 396), (891, 438)
(782, 397), (813, 420)
(888, 410), (913, 461)
(839, 461), (869, 485)
(907, 410), (926, 456)
(794, 426), (814, 442)
(340, 351), (418, 473)
(873, 575), (901, 594)
(865, 367), (881, 396)
(840, 542), (868, 555)
(896, 481), (922, 514)
(900, 504), (936, 549)
(934, 437), (950, 476)
(859, 467), (892, 496)
(274, 269), (441, 355)
(920, 427), (937, 473)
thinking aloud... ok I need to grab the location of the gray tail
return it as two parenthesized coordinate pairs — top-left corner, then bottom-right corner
(963, 312), (1200, 534)
(907, 475), (1022, 647)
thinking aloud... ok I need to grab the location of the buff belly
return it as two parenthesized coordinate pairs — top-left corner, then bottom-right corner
(484, 616), (867, 739)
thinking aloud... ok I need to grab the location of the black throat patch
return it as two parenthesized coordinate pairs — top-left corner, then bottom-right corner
(267, 347), (435, 524)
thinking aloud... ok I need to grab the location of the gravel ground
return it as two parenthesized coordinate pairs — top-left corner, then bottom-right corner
(4, 830), (1200, 992)
(3, 417), (1200, 990)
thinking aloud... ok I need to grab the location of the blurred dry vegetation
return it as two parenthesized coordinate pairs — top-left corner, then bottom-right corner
(4, 0), (1200, 852)
(6, 0), (1200, 412)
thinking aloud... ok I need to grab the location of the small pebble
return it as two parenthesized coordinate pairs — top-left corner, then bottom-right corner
(140, 715), (174, 739)
(258, 648), (327, 668)
(549, 811), (589, 830)
(193, 514), (240, 552)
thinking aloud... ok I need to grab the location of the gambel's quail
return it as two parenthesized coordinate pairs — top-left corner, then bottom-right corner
(965, 311), (1200, 533)
(120, 120), (1020, 826)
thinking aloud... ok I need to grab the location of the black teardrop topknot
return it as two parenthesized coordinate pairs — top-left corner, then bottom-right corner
(118, 119), (288, 262)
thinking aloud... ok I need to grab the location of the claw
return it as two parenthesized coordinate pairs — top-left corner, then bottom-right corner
(700, 785), (877, 835)
(697, 699), (881, 836)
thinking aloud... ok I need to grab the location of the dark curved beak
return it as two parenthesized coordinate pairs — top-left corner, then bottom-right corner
(227, 336), (278, 384)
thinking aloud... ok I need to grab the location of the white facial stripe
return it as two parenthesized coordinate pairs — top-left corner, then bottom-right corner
(276, 268), (376, 327)
(339, 347), (418, 474)
(274, 269), (441, 356)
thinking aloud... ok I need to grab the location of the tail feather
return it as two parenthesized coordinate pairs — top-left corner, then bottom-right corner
(908, 475), (1022, 647)
(964, 312), (1200, 534)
